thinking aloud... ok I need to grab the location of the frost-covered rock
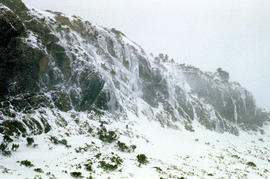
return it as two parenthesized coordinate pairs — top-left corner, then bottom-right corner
(0, 0), (270, 178)
(0, 1), (268, 137)
(0, 0), (269, 138)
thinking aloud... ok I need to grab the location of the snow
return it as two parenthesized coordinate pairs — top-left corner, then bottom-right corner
(1, 109), (270, 178)
(0, 4), (17, 31)
(29, 6), (56, 19)
(21, 0), (253, 136)
(0, 2), (269, 179)
(0, 3), (12, 13)
(121, 35), (142, 52)
(22, 30), (42, 50)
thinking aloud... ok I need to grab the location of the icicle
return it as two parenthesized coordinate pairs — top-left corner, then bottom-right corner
(232, 98), (238, 124)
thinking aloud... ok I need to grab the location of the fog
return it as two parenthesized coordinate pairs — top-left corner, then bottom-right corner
(22, 0), (270, 109)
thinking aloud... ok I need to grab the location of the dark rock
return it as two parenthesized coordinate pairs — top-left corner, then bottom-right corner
(182, 65), (268, 131)
(94, 91), (110, 110)
(40, 117), (51, 133)
(1, 0), (29, 18)
(78, 71), (105, 111)
(106, 38), (116, 58)
(52, 92), (72, 112)
(0, 120), (26, 136)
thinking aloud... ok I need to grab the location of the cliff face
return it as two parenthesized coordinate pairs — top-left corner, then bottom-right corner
(0, 0), (269, 139)
(181, 66), (268, 130)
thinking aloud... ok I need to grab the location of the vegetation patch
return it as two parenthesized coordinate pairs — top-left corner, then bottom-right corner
(75, 143), (91, 153)
(3, 135), (13, 143)
(34, 168), (44, 173)
(110, 155), (123, 165)
(0, 143), (11, 156)
(97, 127), (118, 143)
(19, 160), (34, 167)
(99, 161), (118, 171)
(98, 154), (123, 171)
(49, 136), (71, 148)
(247, 161), (256, 167)
(11, 143), (19, 151)
(70, 171), (83, 178)
(26, 137), (34, 146)
(95, 153), (101, 159)
(117, 141), (136, 152)
(137, 154), (148, 165)
(84, 162), (92, 172)
(231, 154), (240, 159)
(153, 166), (163, 172)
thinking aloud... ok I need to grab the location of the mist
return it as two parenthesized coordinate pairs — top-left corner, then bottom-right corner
(22, 0), (270, 109)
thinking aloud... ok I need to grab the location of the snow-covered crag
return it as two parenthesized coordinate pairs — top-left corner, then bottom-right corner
(0, 0), (270, 178)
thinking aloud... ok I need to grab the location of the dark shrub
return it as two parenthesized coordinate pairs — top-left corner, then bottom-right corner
(153, 166), (162, 172)
(19, 160), (34, 167)
(98, 127), (117, 143)
(70, 171), (83, 178)
(95, 153), (101, 158)
(0, 143), (11, 156)
(49, 136), (70, 148)
(0, 143), (7, 151)
(117, 141), (128, 152)
(11, 144), (19, 151)
(2, 150), (11, 156)
(247, 161), (256, 167)
(99, 161), (117, 171)
(34, 168), (44, 173)
(3, 135), (13, 143)
(49, 136), (58, 144)
(137, 154), (148, 165)
(84, 163), (92, 172)
(98, 154), (123, 171)
(117, 141), (136, 152)
(110, 155), (123, 165)
(26, 137), (34, 146)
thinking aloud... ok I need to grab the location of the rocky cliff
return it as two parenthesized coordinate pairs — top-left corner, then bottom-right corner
(1, 1), (270, 178)
(0, 0), (269, 140)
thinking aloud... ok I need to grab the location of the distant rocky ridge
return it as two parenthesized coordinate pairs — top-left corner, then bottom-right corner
(0, 0), (269, 140)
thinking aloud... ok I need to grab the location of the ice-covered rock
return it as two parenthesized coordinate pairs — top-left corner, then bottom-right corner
(0, 0), (269, 138)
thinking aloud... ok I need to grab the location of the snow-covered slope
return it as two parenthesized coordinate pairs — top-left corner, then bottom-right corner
(0, 0), (270, 178)
(1, 109), (270, 178)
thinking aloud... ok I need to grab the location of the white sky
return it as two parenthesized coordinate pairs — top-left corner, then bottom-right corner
(23, 0), (270, 109)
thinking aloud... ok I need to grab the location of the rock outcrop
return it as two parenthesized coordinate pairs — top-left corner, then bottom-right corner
(0, 0), (269, 139)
